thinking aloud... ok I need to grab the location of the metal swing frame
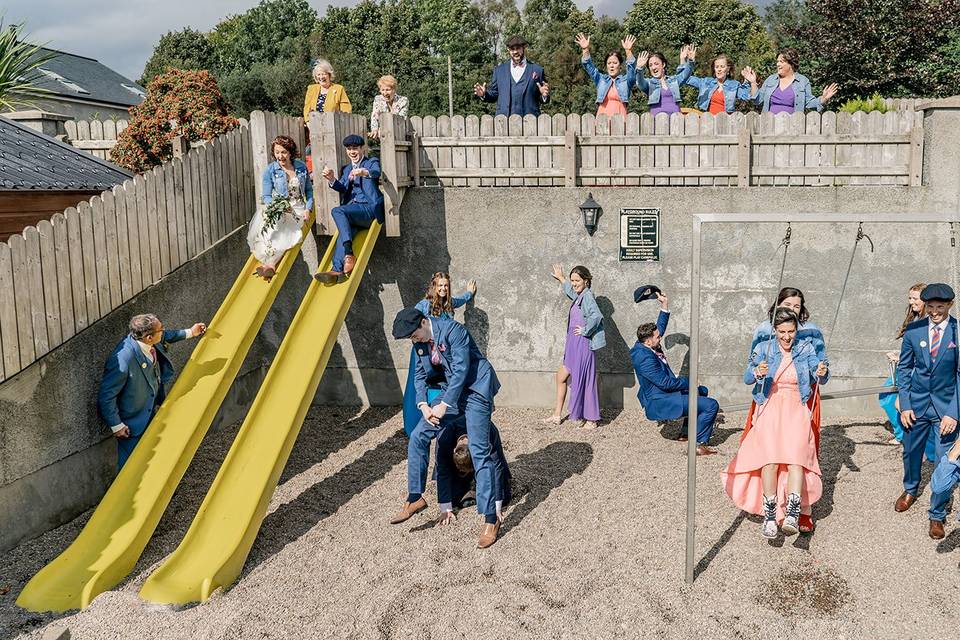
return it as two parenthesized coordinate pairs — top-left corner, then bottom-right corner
(684, 212), (960, 584)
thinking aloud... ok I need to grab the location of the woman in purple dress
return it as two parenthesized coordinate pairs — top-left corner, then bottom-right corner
(543, 265), (606, 429)
(635, 46), (695, 116)
(742, 48), (838, 114)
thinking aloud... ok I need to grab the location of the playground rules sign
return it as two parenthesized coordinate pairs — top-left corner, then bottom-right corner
(619, 208), (660, 261)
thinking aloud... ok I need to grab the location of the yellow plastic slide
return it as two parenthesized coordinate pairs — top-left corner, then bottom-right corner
(139, 222), (381, 605)
(17, 216), (315, 613)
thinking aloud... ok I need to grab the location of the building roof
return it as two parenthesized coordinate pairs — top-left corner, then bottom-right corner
(0, 116), (132, 191)
(29, 47), (146, 109)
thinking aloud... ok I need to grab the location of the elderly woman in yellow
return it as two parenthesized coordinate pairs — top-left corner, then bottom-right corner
(303, 58), (352, 121)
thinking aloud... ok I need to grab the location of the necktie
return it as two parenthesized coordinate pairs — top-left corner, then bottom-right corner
(655, 349), (668, 365)
(429, 340), (441, 366)
(931, 326), (942, 360)
(149, 346), (157, 363)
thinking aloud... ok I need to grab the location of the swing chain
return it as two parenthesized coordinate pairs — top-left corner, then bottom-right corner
(856, 222), (874, 253)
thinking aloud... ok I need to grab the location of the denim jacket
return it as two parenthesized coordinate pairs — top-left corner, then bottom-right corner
(261, 159), (314, 211)
(582, 56), (637, 105)
(414, 290), (473, 320)
(684, 75), (752, 113)
(563, 282), (606, 350)
(635, 61), (693, 106)
(751, 320), (828, 365)
(753, 73), (823, 114)
(744, 338), (830, 405)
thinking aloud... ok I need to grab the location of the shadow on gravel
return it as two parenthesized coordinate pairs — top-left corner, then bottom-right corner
(812, 425), (860, 529)
(499, 442), (593, 539)
(937, 529), (960, 553)
(694, 511), (749, 579)
(240, 419), (408, 578)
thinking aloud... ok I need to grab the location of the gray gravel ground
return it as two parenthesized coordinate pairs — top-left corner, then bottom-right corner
(1, 406), (958, 639)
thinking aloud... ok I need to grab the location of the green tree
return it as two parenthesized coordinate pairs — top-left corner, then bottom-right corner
(763, 0), (810, 53)
(211, 0), (318, 73)
(790, 0), (960, 100)
(0, 19), (55, 111)
(138, 28), (215, 86)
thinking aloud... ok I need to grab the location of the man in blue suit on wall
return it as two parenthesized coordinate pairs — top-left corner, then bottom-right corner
(390, 307), (507, 549)
(315, 134), (385, 284)
(97, 313), (206, 470)
(630, 291), (718, 456)
(473, 35), (551, 117)
(895, 283), (960, 540)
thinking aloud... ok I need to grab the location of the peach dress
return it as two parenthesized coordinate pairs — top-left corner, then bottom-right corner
(721, 348), (822, 520)
(597, 84), (627, 118)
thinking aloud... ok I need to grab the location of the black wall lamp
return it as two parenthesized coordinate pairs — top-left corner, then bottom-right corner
(579, 192), (602, 236)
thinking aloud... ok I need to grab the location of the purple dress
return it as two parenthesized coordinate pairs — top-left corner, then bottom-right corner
(769, 85), (796, 114)
(650, 84), (681, 116)
(563, 295), (600, 421)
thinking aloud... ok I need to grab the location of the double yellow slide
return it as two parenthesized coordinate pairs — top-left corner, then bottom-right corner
(18, 216), (380, 611)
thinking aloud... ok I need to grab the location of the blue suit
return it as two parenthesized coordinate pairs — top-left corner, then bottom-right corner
(436, 419), (511, 510)
(407, 316), (504, 517)
(402, 293), (474, 436)
(328, 156), (385, 272)
(630, 311), (717, 444)
(897, 316), (960, 520)
(97, 330), (189, 469)
(479, 60), (548, 117)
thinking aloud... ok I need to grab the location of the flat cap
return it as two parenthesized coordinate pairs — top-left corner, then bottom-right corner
(921, 283), (955, 302)
(342, 134), (364, 147)
(505, 35), (528, 47)
(392, 307), (426, 339)
(634, 284), (662, 303)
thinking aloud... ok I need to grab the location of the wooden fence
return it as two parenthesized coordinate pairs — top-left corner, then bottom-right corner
(0, 122), (255, 382)
(65, 119), (129, 162)
(410, 110), (923, 187)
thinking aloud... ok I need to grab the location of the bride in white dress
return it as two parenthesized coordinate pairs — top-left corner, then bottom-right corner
(247, 136), (315, 281)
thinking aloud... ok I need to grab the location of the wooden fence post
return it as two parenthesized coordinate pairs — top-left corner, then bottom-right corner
(411, 131), (421, 187)
(564, 129), (578, 187)
(380, 114), (402, 237)
(908, 116), (924, 187)
(250, 111), (270, 206)
(737, 127), (753, 187)
(171, 135), (189, 159)
(309, 112), (338, 235)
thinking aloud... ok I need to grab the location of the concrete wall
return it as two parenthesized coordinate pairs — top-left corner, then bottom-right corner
(2, 101), (959, 551)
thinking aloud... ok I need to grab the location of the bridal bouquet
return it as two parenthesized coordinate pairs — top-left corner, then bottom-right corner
(261, 196), (294, 234)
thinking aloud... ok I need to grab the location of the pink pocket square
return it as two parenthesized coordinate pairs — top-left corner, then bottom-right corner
(950, 341), (957, 349)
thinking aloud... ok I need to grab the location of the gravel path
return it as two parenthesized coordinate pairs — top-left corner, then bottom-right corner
(1, 406), (957, 639)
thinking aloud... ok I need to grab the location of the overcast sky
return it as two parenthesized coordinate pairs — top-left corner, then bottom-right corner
(9, 0), (767, 81)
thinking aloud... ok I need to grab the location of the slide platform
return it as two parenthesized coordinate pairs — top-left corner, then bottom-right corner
(139, 222), (381, 605)
(17, 216), (315, 613)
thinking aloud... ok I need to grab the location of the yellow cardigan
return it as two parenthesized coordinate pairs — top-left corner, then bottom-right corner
(303, 83), (352, 120)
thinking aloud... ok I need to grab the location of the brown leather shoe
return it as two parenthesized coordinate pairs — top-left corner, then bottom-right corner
(478, 521), (500, 549)
(314, 270), (346, 284)
(894, 492), (916, 512)
(343, 254), (357, 275)
(930, 519), (946, 540)
(695, 445), (717, 456)
(389, 497), (427, 524)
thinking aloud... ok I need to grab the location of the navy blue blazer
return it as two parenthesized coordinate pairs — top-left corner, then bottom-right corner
(897, 316), (960, 420)
(479, 61), (548, 117)
(631, 311), (697, 421)
(413, 316), (499, 414)
(97, 330), (188, 436)
(330, 156), (385, 222)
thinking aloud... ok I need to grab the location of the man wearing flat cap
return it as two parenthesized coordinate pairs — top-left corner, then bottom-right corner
(473, 35), (550, 117)
(895, 282), (960, 540)
(316, 134), (384, 283)
(390, 307), (508, 549)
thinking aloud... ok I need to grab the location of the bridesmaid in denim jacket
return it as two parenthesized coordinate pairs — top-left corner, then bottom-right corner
(575, 32), (637, 117)
(544, 264), (606, 429)
(635, 45), (695, 116)
(741, 48), (838, 114)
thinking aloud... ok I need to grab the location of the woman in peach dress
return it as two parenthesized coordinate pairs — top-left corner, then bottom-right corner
(722, 307), (830, 538)
(575, 33), (636, 118)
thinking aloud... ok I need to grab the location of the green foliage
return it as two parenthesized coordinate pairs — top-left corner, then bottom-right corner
(0, 19), (55, 111)
(776, 0), (960, 101)
(138, 28), (215, 86)
(762, 0), (809, 53)
(838, 93), (891, 114)
(111, 69), (239, 173)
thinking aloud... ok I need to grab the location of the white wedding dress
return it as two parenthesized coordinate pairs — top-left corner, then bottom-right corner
(247, 174), (308, 265)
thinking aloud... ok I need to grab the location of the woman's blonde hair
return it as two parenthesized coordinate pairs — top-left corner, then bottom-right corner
(898, 282), (927, 338)
(312, 59), (335, 82)
(377, 74), (398, 89)
(425, 271), (454, 317)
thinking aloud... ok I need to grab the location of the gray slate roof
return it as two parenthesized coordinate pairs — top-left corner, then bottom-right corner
(0, 116), (132, 191)
(31, 47), (146, 109)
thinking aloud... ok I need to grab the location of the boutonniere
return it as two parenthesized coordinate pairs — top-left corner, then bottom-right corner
(532, 71), (538, 81)
(417, 349), (424, 356)
(920, 340), (927, 348)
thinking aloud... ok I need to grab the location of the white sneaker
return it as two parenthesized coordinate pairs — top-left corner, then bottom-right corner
(782, 492), (802, 536)
(781, 515), (799, 536)
(762, 519), (778, 539)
